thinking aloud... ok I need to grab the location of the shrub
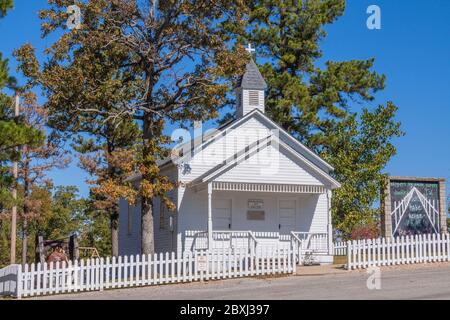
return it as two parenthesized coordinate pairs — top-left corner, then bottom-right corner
(350, 224), (379, 240)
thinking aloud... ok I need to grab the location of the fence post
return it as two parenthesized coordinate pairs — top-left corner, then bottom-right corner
(355, 240), (360, 268)
(105, 256), (110, 289)
(373, 238), (377, 267)
(129, 255), (134, 287)
(159, 253), (164, 284)
(147, 254), (152, 285)
(413, 234), (418, 264)
(432, 233), (436, 262)
(400, 236), (405, 264)
(171, 252), (176, 283)
(135, 254), (140, 286)
(346, 241), (351, 270)
(405, 236), (410, 264)
(362, 239), (368, 268)
(289, 246), (294, 274)
(99, 257), (104, 291)
(437, 233), (441, 262)
(16, 264), (22, 299)
(447, 233), (450, 262)
(393, 237), (398, 265)
(376, 238), (381, 266)
(426, 234), (431, 263)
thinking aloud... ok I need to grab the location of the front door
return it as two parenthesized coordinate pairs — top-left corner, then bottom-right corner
(278, 199), (296, 233)
(213, 199), (232, 230)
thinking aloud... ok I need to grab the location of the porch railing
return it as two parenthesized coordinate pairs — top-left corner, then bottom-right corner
(291, 232), (329, 254)
(186, 230), (329, 258)
(185, 230), (258, 254)
(290, 232), (303, 264)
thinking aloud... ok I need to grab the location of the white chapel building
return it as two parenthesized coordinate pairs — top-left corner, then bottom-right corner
(119, 56), (341, 264)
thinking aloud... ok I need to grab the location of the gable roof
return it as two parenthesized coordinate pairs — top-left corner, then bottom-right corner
(127, 109), (337, 184)
(176, 108), (334, 173)
(191, 133), (341, 189)
(238, 59), (268, 90)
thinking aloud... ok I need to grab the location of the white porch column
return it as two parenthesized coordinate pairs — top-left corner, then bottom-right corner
(207, 182), (213, 249)
(327, 190), (333, 255)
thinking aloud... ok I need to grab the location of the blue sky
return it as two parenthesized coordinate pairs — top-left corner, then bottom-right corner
(0, 0), (449, 203)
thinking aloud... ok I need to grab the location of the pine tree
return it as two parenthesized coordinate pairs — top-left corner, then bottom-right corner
(14, 92), (70, 264)
(0, 0), (43, 210)
(0, 0), (12, 17)
(242, 0), (403, 237)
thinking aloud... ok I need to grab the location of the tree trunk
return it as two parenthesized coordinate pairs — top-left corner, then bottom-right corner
(22, 219), (27, 266)
(22, 161), (30, 266)
(140, 108), (156, 255)
(110, 210), (119, 257)
(141, 196), (155, 254)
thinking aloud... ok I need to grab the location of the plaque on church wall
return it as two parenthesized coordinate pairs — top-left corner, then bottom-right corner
(247, 210), (265, 221)
(381, 177), (446, 237)
(248, 199), (264, 210)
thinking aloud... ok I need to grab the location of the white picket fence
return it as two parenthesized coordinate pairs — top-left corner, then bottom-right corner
(0, 264), (19, 296)
(333, 241), (347, 256)
(0, 247), (295, 298)
(347, 233), (450, 270)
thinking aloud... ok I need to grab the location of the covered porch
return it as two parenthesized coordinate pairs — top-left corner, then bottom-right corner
(181, 181), (333, 264)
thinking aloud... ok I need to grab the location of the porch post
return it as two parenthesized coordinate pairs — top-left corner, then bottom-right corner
(327, 190), (333, 255)
(207, 182), (213, 249)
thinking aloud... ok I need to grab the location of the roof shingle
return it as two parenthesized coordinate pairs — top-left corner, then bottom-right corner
(238, 59), (268, 90)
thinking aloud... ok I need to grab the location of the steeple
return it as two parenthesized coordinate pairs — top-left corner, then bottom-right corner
(236, 45), (267, 118)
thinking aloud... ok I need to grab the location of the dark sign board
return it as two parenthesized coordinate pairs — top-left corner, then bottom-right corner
(390, 180), (440, 237)
(382, 177), (446, 238)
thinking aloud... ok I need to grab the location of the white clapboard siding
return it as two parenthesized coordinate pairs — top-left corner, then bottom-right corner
(215, 144), (323, 186)
(1, 246), (295, 299)
(184, 117), (273, 182)
(347, 233), (450, 270)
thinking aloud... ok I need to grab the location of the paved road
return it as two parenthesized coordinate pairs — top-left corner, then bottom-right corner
(34, 263), (450, 300)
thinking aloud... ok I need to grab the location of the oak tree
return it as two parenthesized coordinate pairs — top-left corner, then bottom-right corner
(17, 0), (248, 254)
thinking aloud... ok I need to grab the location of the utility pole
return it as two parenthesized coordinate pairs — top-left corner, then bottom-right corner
(10, 94), (19, 265)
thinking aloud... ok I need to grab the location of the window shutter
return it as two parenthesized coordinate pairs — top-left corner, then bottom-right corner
(248, 90), (259, 106)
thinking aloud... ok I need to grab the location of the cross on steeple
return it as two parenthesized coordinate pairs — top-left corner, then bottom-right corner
(245, 43), (256, 54)
(236, 44), (267, 118)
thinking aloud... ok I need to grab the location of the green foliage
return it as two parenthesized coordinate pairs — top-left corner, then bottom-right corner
(37, 186), (85, 240)
(17, 0), (249, 255)
(0, 0), (13, 18)
(78, 204), (112, 258)
(324, 103), (403, 236)
(0, 185), (113, 266)
(15, 34), (139, 256)
(0, 218), (12, 267)
(39, 186), (111, 259)
(243, 0), (403, 238)
(0, 0), (44, 209)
